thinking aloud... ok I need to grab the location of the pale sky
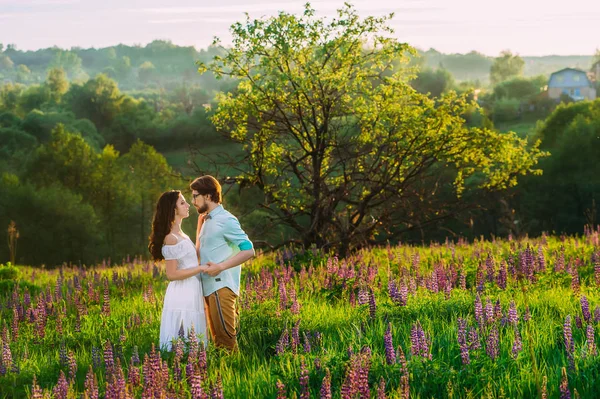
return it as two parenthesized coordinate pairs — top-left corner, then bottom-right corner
(1, 0), (599, 56)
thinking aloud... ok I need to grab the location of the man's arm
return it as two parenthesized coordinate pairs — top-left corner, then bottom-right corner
(195, 214), (205, 255)
(204, 249), (255, 277)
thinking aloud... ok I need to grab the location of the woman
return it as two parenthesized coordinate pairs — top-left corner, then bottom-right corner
(148, 190), (207, 350)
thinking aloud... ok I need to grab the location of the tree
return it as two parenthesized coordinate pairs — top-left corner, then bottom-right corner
(138, 61), (156, 83)
(490, 50), (525, 85)
(46, 68), (69, 102)
(48, 50), (82, 78)
(16, 64), (31, 83)
(410, 68), (455, 98)
(65, 74), (125, 129)
(199, 4), (545, 255)
(0, 54), (14, 71)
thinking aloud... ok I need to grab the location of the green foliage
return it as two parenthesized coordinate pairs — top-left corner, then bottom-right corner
(492, 98), (522, 123)
(201, 3), (545, 254)
(490, 50), (525, 85)
(410, 68), (455, 98)
(516, 99), (600, 234)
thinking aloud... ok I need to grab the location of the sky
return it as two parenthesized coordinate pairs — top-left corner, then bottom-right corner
(1, 0), (599, 56)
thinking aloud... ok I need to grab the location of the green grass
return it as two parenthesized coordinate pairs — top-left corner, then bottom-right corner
(1, 235), (600, 398)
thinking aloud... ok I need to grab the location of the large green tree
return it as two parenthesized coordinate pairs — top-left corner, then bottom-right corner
(199, 4), (545, 254)
(490, 50), (525, 85)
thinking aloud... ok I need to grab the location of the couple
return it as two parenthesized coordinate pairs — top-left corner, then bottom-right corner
(148, 175), (255, 351)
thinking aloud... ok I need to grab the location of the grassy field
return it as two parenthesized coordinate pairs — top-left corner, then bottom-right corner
(1, 233), (600, 398)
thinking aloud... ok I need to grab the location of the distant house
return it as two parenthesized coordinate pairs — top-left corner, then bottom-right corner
(547, 68), (596, 101)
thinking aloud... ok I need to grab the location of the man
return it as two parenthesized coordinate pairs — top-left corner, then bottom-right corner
(190, 175), (255, 351)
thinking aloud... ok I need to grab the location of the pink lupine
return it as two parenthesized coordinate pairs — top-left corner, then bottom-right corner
(276, 380), (286, 399)
(52, 370), (69, 399)
(299, 358), (310, 399)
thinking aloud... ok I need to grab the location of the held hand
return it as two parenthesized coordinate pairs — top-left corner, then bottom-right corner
(204, 261), (223, 277)
(198, 264), (209, 273)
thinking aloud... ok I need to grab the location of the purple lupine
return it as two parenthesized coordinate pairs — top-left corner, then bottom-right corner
(388, 279), (399, 303)
(474, 295), (484, 327)
(497, 261), (507, 289)
(53, 370), (69, 399)
(508, 301), (519, 325)
(459, 268), (467, 290)
(59, 341), (68, 367)
(31, 375), (44, 399)
(560, 367), (571, 399)
(595, 307), (600, 323)
(581, 296), (591, 323)
(575, 315), (583, 329)
(276, 328), (289, 355)
(538, 246), (546, 272)
(358, 347), (372, 398)
(303, 332), (312, 353)
(128, 360), (140, 387)
(485, 298), (494, 324)
(384, 322), (396, 365)
(457, 318), (470, 365)
(341, 352), (360, 399)
(299, 358), (310, 399)
(410, 321), (432, 360)
(68, 350), (77, 382)
(2, 341), (12, 375)
(210, 375), (224, 399)
(91, 345), (102, 369)
(357, 287), (369, 305)
(377, 377), (387, 399)
(104, 341), (114, 373)
(320, 369), (332, 399)
(511, 326), (522, 359)
(541, 375), (548, 399)
(276, 380), (286, 399)
(292, 320), (301, 354)
(555, 248), (565, 273)
(486, 254), (495, 282)
(290, 286), (300, 314)
(101, 278), (110, 317)
(189, 367), (205, 399)
(468, 327), (481, 351)
(585, 324), (597, 357)
(486, 325), (500, 361)
(564, 315), (575, 368)
(571, 270), (580, 296)
(131, 345), (140, 366)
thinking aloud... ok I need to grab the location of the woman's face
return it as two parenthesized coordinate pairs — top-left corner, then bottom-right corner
(175, 193), (190, 219)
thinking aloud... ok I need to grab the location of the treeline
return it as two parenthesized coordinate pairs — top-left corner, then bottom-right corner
(0, 37), (599, 265)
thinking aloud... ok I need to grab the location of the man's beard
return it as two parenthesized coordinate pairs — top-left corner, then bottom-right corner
(196, 204), (208, 214)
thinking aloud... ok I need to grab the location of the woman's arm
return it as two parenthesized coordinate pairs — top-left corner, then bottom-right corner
(165, 260), (206, 281)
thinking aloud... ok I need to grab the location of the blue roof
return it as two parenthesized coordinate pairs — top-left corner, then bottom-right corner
(548, 68), (592, 88)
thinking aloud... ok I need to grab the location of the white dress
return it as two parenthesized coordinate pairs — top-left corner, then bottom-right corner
(159, 236), (207, 351)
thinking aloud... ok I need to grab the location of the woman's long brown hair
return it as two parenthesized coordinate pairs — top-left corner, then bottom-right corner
(148, 190), (181, 261)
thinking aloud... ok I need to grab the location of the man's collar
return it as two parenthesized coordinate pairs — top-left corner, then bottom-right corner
(205, 204), (224, 219)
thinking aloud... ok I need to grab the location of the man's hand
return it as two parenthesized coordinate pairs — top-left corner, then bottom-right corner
(198, 264), (210, 273)
(204, 262), (223, 277)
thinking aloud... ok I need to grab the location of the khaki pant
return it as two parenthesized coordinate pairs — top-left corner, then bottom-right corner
(204, 287), (239, 351)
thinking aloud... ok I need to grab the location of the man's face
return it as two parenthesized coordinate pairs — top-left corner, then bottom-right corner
(192, 190), (209, 214)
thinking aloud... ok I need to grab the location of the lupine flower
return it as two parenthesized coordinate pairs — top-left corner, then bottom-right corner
(2, 341), (12, 375)
(457, 318), (470, 365)
(53, 370), (69, 399)
(320, 369), (332, 399)
(357, 287), (369, 305)
(595, 307), (600, 323)
(128, 360), (140, 388)
(210, 375), (224, 399)
(91, 346), (102, 369)
(68, 350), (77, 382)
(468, 327), (481, 351)
(299, 358), (310, 399)
(377, 377), (387, 399)
(103, 341), (114, 374)
(59, 341), (68, 367)
(410, 321), (432, 360)
(276, 328), (289, 355)
(31, 375), (44, 399)
(523, 306), (531, 322)
(291, 319), (301, 354)
(189, 367), (205, 399)
(511, 326), (522, 359)
(575, 316), (583, 329)
(581, 296), (591, 323)
(303, 332), (312, 353)
(541, 375), (548, 399)
(276, 380), (286, 399)
(101, 278), (110, 317)
(485, 298), (494, 324)
(538, 246), (546, 272)
(384, 322), (396, 365)
(486, 325), (500, 361)
(497, 261), (507, 289)
(131, 345), (140, 366)
(595, 260), (600, 287)
(508, 301), (519, 325)
(560, 367), (571, 399)
(571, 270), (580, 296)
(486, 254), (495, 282)
(585, 324), (597, 357)
(474, 295), (484, 327)
(564, 315), (575, 370)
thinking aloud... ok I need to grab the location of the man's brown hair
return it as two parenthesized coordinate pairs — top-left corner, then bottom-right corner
(190, 175), (222, 203)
